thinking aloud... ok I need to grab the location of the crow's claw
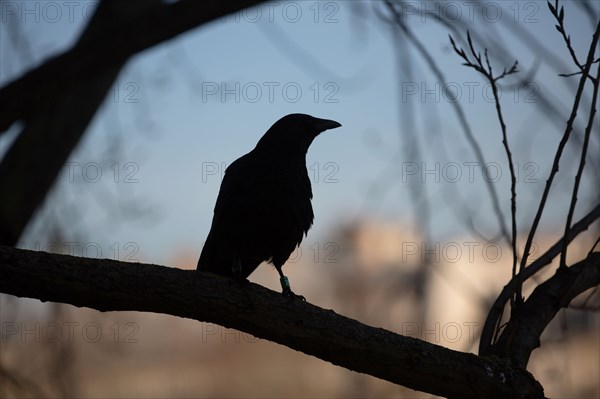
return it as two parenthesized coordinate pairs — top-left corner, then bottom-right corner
(282, 286), (306, 301)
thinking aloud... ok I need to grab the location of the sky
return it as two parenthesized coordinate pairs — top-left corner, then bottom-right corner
(1, 0), (599, 266)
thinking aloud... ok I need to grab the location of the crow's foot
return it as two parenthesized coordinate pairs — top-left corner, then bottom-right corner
(280, 276), (305, 301)
(281, 286), (306, 301)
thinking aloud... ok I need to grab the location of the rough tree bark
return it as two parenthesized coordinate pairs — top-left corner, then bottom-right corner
(10, 245), (599, 399)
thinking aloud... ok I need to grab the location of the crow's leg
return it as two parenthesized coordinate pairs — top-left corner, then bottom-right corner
(275, 266), (305, 301)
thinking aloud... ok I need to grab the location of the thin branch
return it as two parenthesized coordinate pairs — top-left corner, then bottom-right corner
(0, 246), (546, 399)
(548, 1), (583, 70)
(560, 52), (600, 269)
(518, 18), (600, 273)
(449, 32), (520, 307)
(558, 58), (600, 78)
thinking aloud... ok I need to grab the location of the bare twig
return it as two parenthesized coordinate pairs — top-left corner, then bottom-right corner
(449, 32), (520, 307)
(548, 1), (584, 71)
(559, 59), (600, 78)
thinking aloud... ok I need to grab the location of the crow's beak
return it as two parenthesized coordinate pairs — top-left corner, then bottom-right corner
(314, 118), (342, 133)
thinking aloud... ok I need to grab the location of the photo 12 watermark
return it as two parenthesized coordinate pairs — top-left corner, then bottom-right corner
(287, 241), (340, 264)
(17, 241), (140, 262)
(199, 240), (341, 264)
(396, 1), (540, 25)
(60, 161), (140, 184)
(201, 161), (340, 184)
(221, 2), (340, 24)
(1, 321), (140, 344)
(401, 81), (539, 104)
(401, 240), (540, 264)
(200, 82), (339, 104)
(0, 1), (97, 24)
(200, 323), (259, 344)
(112, 82), (140, 103)
(400, 161), (540, 184)
(400, 321), (480, 344)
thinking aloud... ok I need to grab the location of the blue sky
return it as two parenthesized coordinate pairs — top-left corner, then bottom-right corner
(1, 1), (598, 265)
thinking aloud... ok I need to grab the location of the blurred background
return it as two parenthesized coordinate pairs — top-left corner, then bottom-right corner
(1, 1), (599, 398)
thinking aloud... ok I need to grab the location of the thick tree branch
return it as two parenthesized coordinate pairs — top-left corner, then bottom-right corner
(491, 252), (600, 368)
(479, 202), (600, 354)
(0, 246), (545, 399)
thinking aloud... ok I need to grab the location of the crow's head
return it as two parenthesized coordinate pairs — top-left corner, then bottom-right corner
(255, 114), (341, 155)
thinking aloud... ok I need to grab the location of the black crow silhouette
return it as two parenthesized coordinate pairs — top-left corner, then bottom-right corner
(198, 114), (341, 299)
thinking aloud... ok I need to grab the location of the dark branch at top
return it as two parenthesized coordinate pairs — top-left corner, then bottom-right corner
(0, 0), (264, 133)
